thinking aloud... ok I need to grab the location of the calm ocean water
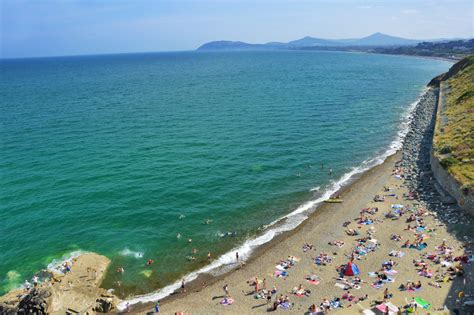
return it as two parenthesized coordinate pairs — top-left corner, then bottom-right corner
(0, 51), (450, 297)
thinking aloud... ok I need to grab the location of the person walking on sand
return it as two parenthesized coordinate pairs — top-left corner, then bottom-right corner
(223, 284), (229, 296)
(263, 278), (267, 290)
(154, 302), (160, 313)
(181, 279), (186, 293)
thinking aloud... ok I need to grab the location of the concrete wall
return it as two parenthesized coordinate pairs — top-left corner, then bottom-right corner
(430, 150), (474, 214)
(430, 84), (474, 214)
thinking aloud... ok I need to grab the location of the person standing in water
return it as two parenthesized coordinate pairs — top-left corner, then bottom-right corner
(236, 252), (239, 262)
(181, 279), (186, 293)
(329, 168), (333, 176)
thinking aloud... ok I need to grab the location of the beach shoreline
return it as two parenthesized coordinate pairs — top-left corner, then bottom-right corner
(127, 152), (403, 312)
(114, 85), (427, 310)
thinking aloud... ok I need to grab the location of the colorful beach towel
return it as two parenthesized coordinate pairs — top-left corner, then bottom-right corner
(274, 270), (288, 278)
(415, 297), (431, 310)
(280, 302), (291, 309)
(220, 297), (234, 305)
(371, 283), (382, 289)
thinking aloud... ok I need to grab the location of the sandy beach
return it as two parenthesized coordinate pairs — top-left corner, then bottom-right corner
(122, 88), (473, 314)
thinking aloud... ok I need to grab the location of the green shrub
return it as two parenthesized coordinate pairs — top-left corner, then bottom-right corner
(439, 145), (452, 154)
(440, 157), (459, 169)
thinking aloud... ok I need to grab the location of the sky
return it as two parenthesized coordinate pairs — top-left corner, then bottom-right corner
(1, 0), (473, 58)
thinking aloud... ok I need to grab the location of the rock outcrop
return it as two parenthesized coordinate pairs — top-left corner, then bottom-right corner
(0, 253), (120, 314)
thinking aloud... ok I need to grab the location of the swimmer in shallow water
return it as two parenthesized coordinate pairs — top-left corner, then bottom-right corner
(177, 233), (181, 239)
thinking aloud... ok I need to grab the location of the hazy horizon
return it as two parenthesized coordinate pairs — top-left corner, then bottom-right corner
(1, 0), (473, 59)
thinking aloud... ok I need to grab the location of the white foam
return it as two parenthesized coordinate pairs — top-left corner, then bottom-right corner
(310, 186), (321, 192)
(119, 248), (144, 259)
(117, 89), (428, 310)
(47, 250), (84, 274)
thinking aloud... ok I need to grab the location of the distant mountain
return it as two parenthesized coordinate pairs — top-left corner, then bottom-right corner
(197, 33), (429, 51)
(286, 36), (343, 47)
(344, 32), (420, 46)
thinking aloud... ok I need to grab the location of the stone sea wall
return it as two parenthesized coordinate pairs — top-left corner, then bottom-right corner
(429, 58), (474, 214)
(431, 149), (474, 214)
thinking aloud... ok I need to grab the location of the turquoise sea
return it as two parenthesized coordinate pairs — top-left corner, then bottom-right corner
(0, 51), (450, 298)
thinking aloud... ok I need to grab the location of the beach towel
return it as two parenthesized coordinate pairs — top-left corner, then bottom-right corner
(275, 265), (286, 271)
(376, 304), (389, 313)
(410, 243), (427, 250)
(418, 270), (433, 278)
(274, 270), (288, 277)
(368, 272), (377, 277)
(307, 279), (319, 285)
(416, 226), (427, 232)
(415, 297), (431, 310)
(389, 250), (405, 257)
(371, 283), (382, 289)
(220, 297), (234, 305)
(335, 283), (346, 289)
(384, 269), (398, 276)
(280, 302), (291, 309)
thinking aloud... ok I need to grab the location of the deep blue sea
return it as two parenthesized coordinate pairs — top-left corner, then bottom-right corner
(0, 51), (450, 298)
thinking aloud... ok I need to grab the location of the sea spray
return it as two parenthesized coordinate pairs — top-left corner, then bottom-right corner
(119, 248), (144, 259)
(47, 251), (84, 274)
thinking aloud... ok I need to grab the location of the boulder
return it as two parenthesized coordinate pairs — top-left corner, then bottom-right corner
(93, 297), (115, 313)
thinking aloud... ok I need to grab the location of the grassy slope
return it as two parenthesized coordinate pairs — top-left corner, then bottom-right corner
(433, 55), (474, 189)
